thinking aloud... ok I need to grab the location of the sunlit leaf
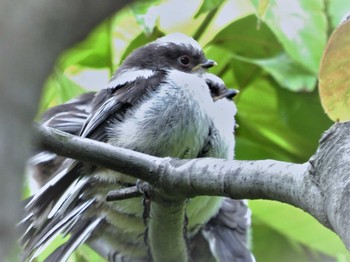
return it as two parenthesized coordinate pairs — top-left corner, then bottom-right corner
(205, 46), (262, 91)
(277, 87), (332, 142)
(327, 0), (350, 29)
(235, 53), (317, 92)
(250, 200), (350, 259)
(194, 0), (225, 18)
(59, 21), (112, 70)
(318, 20), (350, 122)
(130, 0), (161, 35)
(235, 77), (304, 162)
(210, 14), (283, 58)
(252, 218), (333, 262)
(235, 77), (331, 162)
(251, 0), (327, 74)
(253, 0), (270, 19)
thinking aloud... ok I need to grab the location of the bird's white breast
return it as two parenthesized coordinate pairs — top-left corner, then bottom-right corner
(108, 70), (214, 158)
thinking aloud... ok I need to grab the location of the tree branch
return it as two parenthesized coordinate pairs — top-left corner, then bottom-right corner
(33, 122), (350, 251)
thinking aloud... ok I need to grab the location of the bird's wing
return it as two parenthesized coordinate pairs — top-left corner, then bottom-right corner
(29, 92), (96, 187)
(41, 92), (96, 135)
(79, 72), (165, 141)
(22, 71), (166, 261)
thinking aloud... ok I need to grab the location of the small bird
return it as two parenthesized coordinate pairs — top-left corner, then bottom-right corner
(21, 33), (253, 262)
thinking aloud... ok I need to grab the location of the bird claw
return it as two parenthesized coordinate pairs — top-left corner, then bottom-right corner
(136, 180), (153, 200)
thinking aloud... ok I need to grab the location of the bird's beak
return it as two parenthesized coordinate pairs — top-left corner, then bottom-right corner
(192, 59), (217, 71)
(213, 89), (239, 101)
(201, 59), (217, 69)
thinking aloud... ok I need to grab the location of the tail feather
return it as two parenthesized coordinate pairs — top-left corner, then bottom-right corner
(44, 217), (103, 262)
(22, 199), (96, 261)
(202, 198), (255, 262)
(26, 160), (82, 216)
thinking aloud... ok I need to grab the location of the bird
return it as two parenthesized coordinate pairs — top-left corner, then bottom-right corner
(20, 33), (254, 262)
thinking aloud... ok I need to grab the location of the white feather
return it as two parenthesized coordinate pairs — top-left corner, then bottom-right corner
(31, 199), (95, 259)
(26, 161), (73, 209)
(48, 177), (89, 219)
(108, 69), (154, 88)
(60, 217), (103, 262)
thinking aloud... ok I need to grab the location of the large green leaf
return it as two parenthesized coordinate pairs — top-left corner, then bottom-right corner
(252, 218), (333, 262)
(277, 86), (332, 143)
(58, 20), (112, 70)
(210, 14), (283, 59)
(250, 0), (327, 74)
(233, 52), (317, 92)
(58, 9), (143, 72)
(208, 15), (319, 92)
(204, 45), (262, 90)
(235, 77), (329, 162)
(250, 200), (350, 259)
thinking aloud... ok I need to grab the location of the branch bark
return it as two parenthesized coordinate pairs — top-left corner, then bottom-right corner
(33, 122), (350, 252)
(0, 1), (131, 259)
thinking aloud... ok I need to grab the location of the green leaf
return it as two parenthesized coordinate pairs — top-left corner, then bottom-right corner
(277, 86), (332, 142)
(318, 20), (350, 122)
(252, 217), (334, 262)
(250, 0), (328, 74)
(59, 20), (112, 70)
(194, 0), (225, 18)
(130, 0), (161, 35)
(234, 53), (317, 92)
(255, 53), (316, 91)
(250, 200), (350, 259)
(210, 14), (283, 59)
(235, 77), (305, 162)
(235, 77), (331, 162)
(204, 45), (262, 90)
(326, 0), (350, 30)
(252, 0), (270, 19)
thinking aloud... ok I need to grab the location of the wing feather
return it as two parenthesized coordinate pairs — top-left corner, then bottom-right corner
(22, 71), (166, 261)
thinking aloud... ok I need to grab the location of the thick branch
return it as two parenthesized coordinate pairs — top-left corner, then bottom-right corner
(33, 123), (350, 251)
(308, 122), (350, 248)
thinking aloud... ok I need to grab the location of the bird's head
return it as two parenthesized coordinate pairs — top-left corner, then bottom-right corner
(120, 33), (216, 74)
(204, 73), (239, 101)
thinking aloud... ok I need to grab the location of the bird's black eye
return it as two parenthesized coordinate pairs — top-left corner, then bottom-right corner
(179, 55), (190, 66)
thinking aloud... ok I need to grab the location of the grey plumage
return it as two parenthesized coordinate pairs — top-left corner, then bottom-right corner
(21, 33), (254, 262)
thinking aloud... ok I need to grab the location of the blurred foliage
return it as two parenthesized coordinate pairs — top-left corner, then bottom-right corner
(31, 0), (350, 261)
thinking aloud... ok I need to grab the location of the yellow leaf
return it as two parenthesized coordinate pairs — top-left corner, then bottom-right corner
(319, 20), (350, 122)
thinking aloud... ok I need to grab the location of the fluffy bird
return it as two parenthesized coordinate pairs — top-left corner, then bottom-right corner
(21, 33), (253, 262)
